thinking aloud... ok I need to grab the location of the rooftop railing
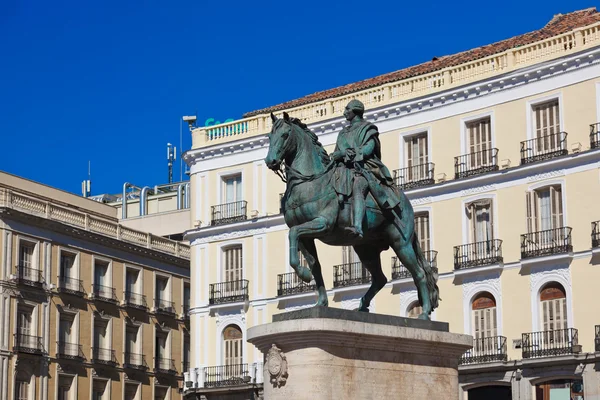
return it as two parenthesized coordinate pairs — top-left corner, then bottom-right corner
(521, 227), (573, 259)
(522, 328), (579, 359)
(333, 262), (371, 288)
(454, 148), (499, 179)
(277, 272), (316, 296)
(393, 163), (435, 190)
(392, 251), (438, 280)
(591, 123), (600, 149)
(211, 201), (248, 226)
(520, 132), (568, 164)
(454, 240), (503, 270)
(459, 336), (507, 365)
(209, 280), (249, 305)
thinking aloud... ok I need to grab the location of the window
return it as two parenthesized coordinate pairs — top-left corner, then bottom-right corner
(535, 379), (583, 400)
(526, 186), (563, 233)
(466, 199), (493, 243)
(183, 332), (190, 372)
(15, 371), (30, 400)
(59, 313), (77, 356)
(223, 325), (243, 366)
(125, 268), (143, 306)
(222, 246), (242, 283)
(155, 328), (170, 370)
(466, 117), (493, 167)
(183, 283), (190, 311)
(155, 276), (169, 301)
(222, 175), (242, 203)
(17, 307), (33, 337)
(93, 316), (109, 361)
(342, 246), (359, 264)
(407, 302), (422, 319)
(94, 259), (109, 288)
(124, 383), (140, 400)
(60, 251), (76, 280)
(58, 375), (75, 400)
(414, 212), (430, 252)
(533, 100), (561, 150)
(125, 323), (141, 365)
(405, 133), (429, 181)
(154, 386), (169, 400)
(472, 293), (497, 340)
(540, 283), (568, 332)
(92, 379), (108, 400)
(18, 241), (35, 270)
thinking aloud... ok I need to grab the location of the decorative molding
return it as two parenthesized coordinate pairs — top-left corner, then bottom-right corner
(529, 265), (572, 291)
(462, 272), (503, 335)
(527, 169), (566, 182)
(529, 265), (573, 331)
(399, 289), (418, 317)
(460, 184), (496, 197)
(410, 197), (433, 206)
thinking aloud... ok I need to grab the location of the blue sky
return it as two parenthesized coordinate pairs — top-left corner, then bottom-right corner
(0, 0), (595, 195)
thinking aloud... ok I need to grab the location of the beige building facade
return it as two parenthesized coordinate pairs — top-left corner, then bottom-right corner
(0, 172), (191, 400)
(184, 9), (600, 400)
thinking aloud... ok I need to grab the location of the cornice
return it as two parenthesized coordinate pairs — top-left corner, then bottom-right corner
(185, 214), (285, 244)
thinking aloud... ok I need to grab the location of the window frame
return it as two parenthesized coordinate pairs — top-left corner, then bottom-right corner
(460, 111), (496, 156)
(91, 255), (112, 289)
(398, 127), (432, 170)
(57, 247), (80, 281)
(526, 93), (564, 141)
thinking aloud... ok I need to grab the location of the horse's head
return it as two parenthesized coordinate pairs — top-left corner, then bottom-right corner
(265, 112), (295, 171)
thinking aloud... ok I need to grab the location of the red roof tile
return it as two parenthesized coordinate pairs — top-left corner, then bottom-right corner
(244, 8), (600, 118)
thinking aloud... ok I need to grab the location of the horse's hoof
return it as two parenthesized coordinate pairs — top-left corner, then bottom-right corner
(418, 313), (431, 321)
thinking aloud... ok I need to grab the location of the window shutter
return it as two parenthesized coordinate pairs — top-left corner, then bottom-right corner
(550, 186), (563, 229)
(542, 301), (549, 331)
(525, 191), (537, 234)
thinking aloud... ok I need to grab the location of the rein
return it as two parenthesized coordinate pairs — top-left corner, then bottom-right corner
(274, 160), (334, 184)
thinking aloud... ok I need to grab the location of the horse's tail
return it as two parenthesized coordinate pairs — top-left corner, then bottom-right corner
(412, 234), (440, 312)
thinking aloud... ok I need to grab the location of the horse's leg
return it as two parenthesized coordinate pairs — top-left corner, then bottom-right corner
(288, 216), (330, 283)
(353, 245), (387, 312)
(298, 238), (328, 307)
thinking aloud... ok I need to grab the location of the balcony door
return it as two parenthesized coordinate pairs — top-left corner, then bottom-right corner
(222, 246), (243, 295)
(59, 314), (75, 355)
(60, 252), (75, 280)
(125, 269), (140, 299)
(156, 331), (167, 360)
(125, 324), (140, 361)
(533, 100), (561, 153)
(414, 213), (430, 253)
(526, 186), (563, 247)
(466, 200), (494, 260)
(19, 242), (35, 278)
(94, 319), (108, 352)
(466, 117), (493, 168)
(223, 175), (242, 204)
(540, 283), (568, 347)
(405, 133), (428, 182)
(472, 293), (497, 355)
(223, 325), (243, 369)
(94, 261), (107, 287)
(15, 371), (30, 400)
(17, 308), (32, 337)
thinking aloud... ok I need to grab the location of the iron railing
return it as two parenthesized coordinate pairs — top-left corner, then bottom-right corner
(454, 148), (499, 179)
(277, 272), (316, 296)
(522, 328), (579, 359)
(183, 304), (190, 319)
(460, 336), (507, 365)
(58, 276), (85, 296)
(392, 251), (438, 280)
(92, 283), (118, 303)
(92, 347), (118, 365)
(155, 357), (177, 374)
(591, 123), (600, 149)
(204, 364), (250, 388)
(124, 352), (148, 370)
(56, 341), (85, 360)
(13, 334), (45, 355)
(211, 201), (247, 226)
(279, 193), (285, 214)
(595, 325), (600, 352)
(592, 221), (600, 248)
(209, 280), (249, 304)
(14, 265), (44, 288)
(333, 262), (371, 288)
(393, 162), (435, 190)
(454, 240), (503, 270)
(520, 132), (568, 164)
(521, 227), (573, 259)
(123, 291), (148, 310)
(154, 298), (176, 315)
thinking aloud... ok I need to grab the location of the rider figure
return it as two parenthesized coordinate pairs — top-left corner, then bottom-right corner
(331, 99), (398, 239)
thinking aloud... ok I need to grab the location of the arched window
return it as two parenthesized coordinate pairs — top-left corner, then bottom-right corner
(540, 282), (567, 331)
(407, 301), (422, 319)
(472, 292), (497, 339)
(223, 325), (243, 366)
(15, 371), (30, 400)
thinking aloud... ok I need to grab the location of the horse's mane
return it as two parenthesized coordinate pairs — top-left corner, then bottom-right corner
(287, 117), (330, 166)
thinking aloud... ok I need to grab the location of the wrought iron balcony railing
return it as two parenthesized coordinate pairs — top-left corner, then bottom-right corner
(520, 132), (568, 164)
(13, 333), (45, 355)
(459, 336), (507, 365)
(56, 341), (85, 361)
(14, 265), (44, 288)
(454, 240), (503, 270)
(155, 357), (177, 374)
(392, 251), (438, 280)
(333, 262), (371, 288)
(92, 347), (118, 365)
(393, 162), (435, 190)
(454, 148), (499, 179)
(209, 280), (249, 305)
(123, 291), (148, 310)
(58, 276), (86, 296)
(124, 352), (148, 370)
(591, 123), (600, 149)
(595, 325), (600, 352)
(154, 298), (176, 315)
(211, 201), (247, 226)
(521, 227), (573, 259)
(592, 221), (600, 249)
(277, 272), (316, 296)
(522, 328), (579, 359)
(92, 283), (118, 303)
(204, 363), (250, 388)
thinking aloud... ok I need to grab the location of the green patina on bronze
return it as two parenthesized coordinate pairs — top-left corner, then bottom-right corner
(265, 100), (439, 319)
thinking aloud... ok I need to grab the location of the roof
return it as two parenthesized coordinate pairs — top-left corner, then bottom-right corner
(244, 8), (600, 118)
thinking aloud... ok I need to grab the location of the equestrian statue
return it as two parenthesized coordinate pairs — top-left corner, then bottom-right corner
(264, 99), (439, 319)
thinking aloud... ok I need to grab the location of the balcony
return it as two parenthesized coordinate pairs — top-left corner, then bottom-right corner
(13, 334), (45, 355)
(392, 251), (438, 280)
(124, 352), (148, 370)
(393, 163), (435, 190)
(454, 240), (503, 270)
(595, 325), (600, 352)
(92, 347), (118, 366)
(520, 132), (568, 164)
(522, 328), (580, 359)
(155, 357), (177, 375)
(333, 262), (371, 288)
(209, 280), (249, 305)
(183, 304), (190, 320)
(592, 221), (600, 248)
(92, 283), (118, 304)
(454, 148), (499, 179)
(459, 336), (507, 365)
(211, 201), (247, 226)
(57, 276), (86, 296)
(277, 272), (316, 297)
(154, 298), (176, 316)
(591, 123), (600, 149)
(56, 341), (85, 361)
(204, 364), (250, 388)
(123, 291), (148, 311)
(521, 227), (573, 259)
(14, 265), (44, 288)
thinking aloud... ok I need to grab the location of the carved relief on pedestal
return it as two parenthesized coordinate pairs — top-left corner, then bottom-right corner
(266, 344), (288, 387)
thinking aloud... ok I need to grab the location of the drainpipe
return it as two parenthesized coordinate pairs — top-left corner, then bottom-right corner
(122, 182), (131, 219)
(184, 183), (190, 209)
(177, 183), (185, 210)
(140, 186), (153, 216)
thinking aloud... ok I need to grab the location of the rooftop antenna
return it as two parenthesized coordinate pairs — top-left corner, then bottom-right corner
(167, 143), (176, 184)
(81, 161), (91, 197)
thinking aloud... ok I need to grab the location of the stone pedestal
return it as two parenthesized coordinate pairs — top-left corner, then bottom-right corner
(247, 307), (472, 400)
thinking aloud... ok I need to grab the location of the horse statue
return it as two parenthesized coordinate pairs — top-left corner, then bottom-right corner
(264, 112), (439, 319)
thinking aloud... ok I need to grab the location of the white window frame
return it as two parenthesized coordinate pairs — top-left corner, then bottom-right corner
(413, 206), (434, 251)
(398, 127), (432, 169)
(14, 300), (39, 339)
(55, 372), (78, 400)
(92, 312), (112, 353)
(91, 255), (112, 289)
(123, 318), (143, 358)
(16, 236), (40, 272)
(461, 194), (499, 245)
(123, 264), (143, 297)
(530, 272), (573, 332)
(57, 247), (80, 281)
(56, 307), (79, 351)
(216, 241), (245, 283)
(460, 111), (495, 155)
(123, 381), (141, 400)
(153, 271), (172, 303)
(90, 377), (111, 400)
(153, 325), (172, 367)
(463, 284), (503, 337)
(14, 369), (34, 400)
(216, 169), (245, 206)
(526, 93), (564, 141)
(215, 314), (247, 366)
(526, 179), (568, 231)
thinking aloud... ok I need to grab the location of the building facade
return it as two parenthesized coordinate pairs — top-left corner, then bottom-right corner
(184, 8), (600, 400)
(0, 172), (191, 400)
